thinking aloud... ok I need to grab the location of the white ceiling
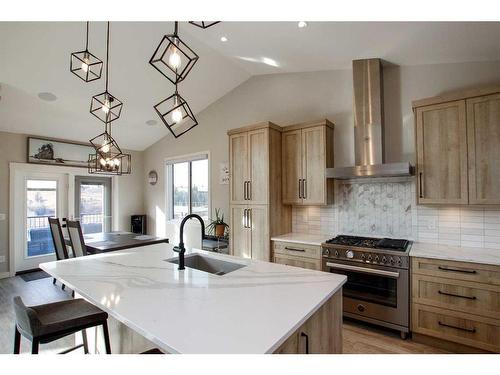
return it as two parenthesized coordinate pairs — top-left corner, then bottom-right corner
(1, 21), (500, 150)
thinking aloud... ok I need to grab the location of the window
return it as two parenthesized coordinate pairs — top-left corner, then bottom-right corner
(75, 176), (112, 234)
(167, 154), (209, 220)
(26, 179), (57, 257)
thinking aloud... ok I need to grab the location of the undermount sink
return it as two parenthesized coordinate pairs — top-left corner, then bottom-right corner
(167, 254), (246, 276)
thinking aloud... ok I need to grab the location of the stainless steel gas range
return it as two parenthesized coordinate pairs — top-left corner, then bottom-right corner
(322, 235), (412, 339)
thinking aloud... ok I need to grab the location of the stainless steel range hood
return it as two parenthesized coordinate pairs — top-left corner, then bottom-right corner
(326, 59), (413, 179)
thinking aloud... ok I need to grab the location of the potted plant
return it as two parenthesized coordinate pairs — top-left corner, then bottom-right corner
(207, 208), (229, 237)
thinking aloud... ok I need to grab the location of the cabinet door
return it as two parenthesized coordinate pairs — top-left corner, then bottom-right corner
(302, 126), (327, 205)
(273, 254), (321, 271)
(416, 100), (468, 204)
(248, 205), (270, 261)
(230, 205), (250, 258)
(282, 130), (302, 205)
(467, 94), (500, 204)
(248, 129), (269, 204)
(229, 133), (248, 204)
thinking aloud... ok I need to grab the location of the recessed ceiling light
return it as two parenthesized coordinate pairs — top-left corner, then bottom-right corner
(220, 36), (228, 42)
(38, 92), (57, 102)
(298, 21), (307, 28)
(146, 119), (158, 126)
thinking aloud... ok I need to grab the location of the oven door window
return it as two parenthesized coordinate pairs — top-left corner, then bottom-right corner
(332, 268), (398, 308)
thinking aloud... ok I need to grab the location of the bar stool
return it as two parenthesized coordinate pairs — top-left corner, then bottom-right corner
(13, 296), (111, 354)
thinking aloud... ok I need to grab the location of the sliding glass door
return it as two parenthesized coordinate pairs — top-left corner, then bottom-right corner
(75, 176), (111, 234)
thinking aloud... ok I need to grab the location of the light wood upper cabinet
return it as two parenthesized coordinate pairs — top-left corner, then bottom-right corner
(248, 129), (269, 204)
(415, 100), (468, 204)
(282, 130), (302, 205)
(466, 93), (500, 205)
(413, 84), (500, 206)
(229, 132), (248, 204)
(282, 120), (334, 206)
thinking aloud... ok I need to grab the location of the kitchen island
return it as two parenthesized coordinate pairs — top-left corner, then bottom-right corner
(40, 243), (346, 354)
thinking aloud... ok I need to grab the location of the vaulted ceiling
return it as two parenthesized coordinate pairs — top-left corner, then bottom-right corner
(1, 21), (500, 150)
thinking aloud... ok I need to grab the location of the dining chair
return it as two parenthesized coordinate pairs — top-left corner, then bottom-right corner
(66, 220), (87, 258)
(48, 217), (69, 290)
(13, 296), (111, 354)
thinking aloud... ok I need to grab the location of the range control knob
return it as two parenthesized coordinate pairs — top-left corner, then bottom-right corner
(334, 250), (339, 257)
(361, 253), (366, 260)
(346, 250), (354, 259)
(389, 257), (395, 264)
(382, 256), (387, 263)
(374, 255), (379, 262)
(323, 249), (330, 256)
(367, 254), (372, 261)
(396, 257), (402, 265)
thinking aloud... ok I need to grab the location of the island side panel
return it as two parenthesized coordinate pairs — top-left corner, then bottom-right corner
(274, 289), (343, 354)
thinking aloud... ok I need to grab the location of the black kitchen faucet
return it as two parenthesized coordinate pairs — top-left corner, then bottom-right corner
(172, 214), (206, 270)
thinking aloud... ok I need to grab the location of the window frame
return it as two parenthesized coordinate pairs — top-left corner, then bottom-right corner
(165, 152), (210, 221)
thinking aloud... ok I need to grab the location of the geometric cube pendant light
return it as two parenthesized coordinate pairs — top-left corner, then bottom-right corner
(188, 21), (220, 29)
(89, 22), (123, 124)
(70, 22), (103, 82)
(88, 125), (131, 175)
(149, 22), (199, 85)
(154, 88), (198, 138)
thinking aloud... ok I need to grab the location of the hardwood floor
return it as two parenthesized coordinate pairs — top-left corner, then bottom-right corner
(343, 319), (449, 354)
(0, 275), (448, 354)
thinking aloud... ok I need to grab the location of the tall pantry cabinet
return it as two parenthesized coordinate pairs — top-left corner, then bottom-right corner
(228, 122), (292, 261)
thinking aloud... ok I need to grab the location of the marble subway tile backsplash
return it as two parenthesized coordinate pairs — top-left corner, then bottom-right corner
(291, 178), (500, 249)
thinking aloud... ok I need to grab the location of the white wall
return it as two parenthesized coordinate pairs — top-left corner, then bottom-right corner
(143, 60), (500, 247)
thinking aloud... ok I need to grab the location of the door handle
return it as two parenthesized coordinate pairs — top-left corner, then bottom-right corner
(243, 209), (248, 228)
(248, 208), (252, 229)
(298, 179), (302, 199)
(326, 262), (400, 278)
(248, 181), (251, 200)
(285, 247), (306, 252)
(243, 181), (248, 200)
(438, 266), (477, 274)
(303, 179), (307, 199)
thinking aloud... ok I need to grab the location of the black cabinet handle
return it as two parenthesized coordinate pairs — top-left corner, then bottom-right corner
(303, 179), (307, 199)
(438, 321), (476, 333)
(285, 247), (306, 252)
(438, 290), (477, 300)
(438, 266), (477, 274)
(419, 172), (423, 198)
(298, 179), (303, 199)
(300, 332), (309, 354)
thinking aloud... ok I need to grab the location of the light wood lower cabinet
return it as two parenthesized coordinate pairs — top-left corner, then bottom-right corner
(272, 241), (322, 271)
(231, 205), (269, 261)
(274, 290), (342, 354)
(412, 257), (500, 352)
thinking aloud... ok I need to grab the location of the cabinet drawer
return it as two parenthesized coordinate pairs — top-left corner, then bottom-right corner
(273, 253), (321, 271)
(273, 241), (321, 260)
(412, 257), (500, 286)
(412, 303), (500, 353)
(412, 275), (500, 319)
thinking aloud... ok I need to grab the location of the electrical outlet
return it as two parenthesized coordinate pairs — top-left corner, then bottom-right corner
(0, 256), (5, 263)
(0, 213), (5, 221)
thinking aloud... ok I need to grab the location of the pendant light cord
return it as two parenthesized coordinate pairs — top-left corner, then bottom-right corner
(174, 21), (178, 36)
(105, 21), (110, 92)
(85, 21), (89, 51)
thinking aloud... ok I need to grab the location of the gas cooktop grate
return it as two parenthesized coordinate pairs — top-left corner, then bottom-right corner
(325, 235), (409, 252)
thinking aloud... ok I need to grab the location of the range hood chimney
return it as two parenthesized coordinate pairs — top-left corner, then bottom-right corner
(326, 58), (413, 179)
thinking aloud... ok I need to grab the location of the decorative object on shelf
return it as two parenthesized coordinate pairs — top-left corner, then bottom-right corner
(88, 121), (131, 175)
(206, 208), (229, 238)
(154, 84), (198, 138)
(188, 21), (220, 29)
(148, 170), (158, 185)
(28, 136), (95, 168)
(149, 22), (199, 85)
(219, 162), (229, 184)
(90, 22), (123, 124)
(70, 22), (103, 82)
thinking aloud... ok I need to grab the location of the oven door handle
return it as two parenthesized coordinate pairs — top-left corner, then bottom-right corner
(326, 262), (400, 278)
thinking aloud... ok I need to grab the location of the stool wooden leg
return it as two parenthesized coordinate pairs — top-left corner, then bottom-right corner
(13, 326), (21, 354)
(82, 330), (89, 354)
(102, 322), (111, 354)
(31, 339), (39, 354)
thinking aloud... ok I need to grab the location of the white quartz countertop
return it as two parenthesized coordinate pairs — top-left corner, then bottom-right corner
(40, 243), (346, 354)
(271, 233), (332, 246)
(410, 242), (500, 266)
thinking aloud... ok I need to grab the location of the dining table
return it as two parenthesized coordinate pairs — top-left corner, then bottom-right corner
(64, 231), (169, 254)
